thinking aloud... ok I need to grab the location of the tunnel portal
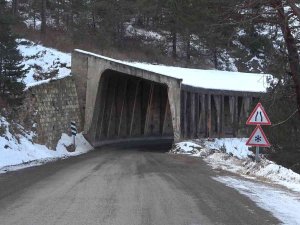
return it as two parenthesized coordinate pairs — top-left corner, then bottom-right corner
(91, 70), (174, 146)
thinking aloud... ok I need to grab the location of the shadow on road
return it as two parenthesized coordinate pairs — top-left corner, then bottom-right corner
(95, 139), (173, 153)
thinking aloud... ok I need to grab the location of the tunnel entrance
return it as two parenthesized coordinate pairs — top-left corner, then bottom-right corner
(91, 70), (174, 146)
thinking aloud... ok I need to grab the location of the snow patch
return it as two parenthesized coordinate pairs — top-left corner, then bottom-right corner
(17, 39), (71, 87)
(172, 138), (300, 192)
(215, 176), (300, 225)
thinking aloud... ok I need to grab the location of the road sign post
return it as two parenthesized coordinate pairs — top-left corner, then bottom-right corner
(256, 147), (260, 162)
(246, 103), (271, 162)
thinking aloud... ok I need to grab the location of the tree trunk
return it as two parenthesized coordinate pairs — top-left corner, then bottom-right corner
(41, 0), (47, 35)
(12, 0), (19, 16)
(272, 0), (300, 116)
(186, 30), (191, 63)
(286, 0), (300, 21)
(213, 49), (219, 69)
(172, 28), (177, 59)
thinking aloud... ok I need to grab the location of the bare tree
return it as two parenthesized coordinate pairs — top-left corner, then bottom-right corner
(270, 0), (300, 116)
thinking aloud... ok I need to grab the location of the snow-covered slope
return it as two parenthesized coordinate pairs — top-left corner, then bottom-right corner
(17, 39), (71, 88)
(0, 116), (92, 173)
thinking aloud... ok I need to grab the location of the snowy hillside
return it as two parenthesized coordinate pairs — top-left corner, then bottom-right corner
(17, 39), (71, 88)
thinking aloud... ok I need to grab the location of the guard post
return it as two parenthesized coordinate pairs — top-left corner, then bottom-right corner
(70, 121), (77, 147)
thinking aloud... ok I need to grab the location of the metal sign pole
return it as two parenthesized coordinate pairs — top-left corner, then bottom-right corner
(255, 146), (260, 162)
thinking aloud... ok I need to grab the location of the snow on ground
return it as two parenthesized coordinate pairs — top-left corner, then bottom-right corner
(173, 139), (300, 224)
(172, 138), (300, 192)
(17, 39), (71, 87)
(215, 176), (300, 225)
(75, 49), (271, 93)
(0, 116), (93, 173)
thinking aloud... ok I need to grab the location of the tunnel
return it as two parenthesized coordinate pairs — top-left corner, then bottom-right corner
(89, 70), (174, 147)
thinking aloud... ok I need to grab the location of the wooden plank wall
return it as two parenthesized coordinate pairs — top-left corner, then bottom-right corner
(181, 86), (261, 139)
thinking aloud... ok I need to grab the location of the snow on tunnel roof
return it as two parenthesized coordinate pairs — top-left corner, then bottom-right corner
(75, 49), (271, 93)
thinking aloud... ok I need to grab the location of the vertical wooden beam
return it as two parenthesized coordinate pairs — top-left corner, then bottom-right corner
(221, 95), (225, 137)
(207, 94), (212, 138)
(234, 96), (239, 137)
(98, 76), (110, 139)
(195, 93), (200, 137)
(243, 97), (251, 119)
(107, 80), (118, 137)
(161, 97), (169, 135)
(129, 80), (141, 136)
(198, 94), (205, 137)
(190, 92), (196, 138)
(229, 96), (234, 123)
(144, 82), (154, 135)
(117, 79), (128, 137)
(183, 91), (188, 138)
(213, 95), (221, 137)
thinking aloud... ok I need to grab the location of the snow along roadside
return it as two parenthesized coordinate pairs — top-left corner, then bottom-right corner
(0, 116), (93, 173)
(214, 176), (300, 225)
(171, 138), (300, 192)
(0, 133), (93, 174)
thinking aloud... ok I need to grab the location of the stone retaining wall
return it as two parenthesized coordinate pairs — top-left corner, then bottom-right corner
(21, 77), (82, 149)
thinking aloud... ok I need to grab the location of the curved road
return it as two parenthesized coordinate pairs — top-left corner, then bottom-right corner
(0, 145), (279, 225)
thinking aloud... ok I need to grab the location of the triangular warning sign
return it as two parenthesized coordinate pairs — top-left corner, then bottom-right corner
(246, 125), (271, 147)
(246, 103), (271, 125)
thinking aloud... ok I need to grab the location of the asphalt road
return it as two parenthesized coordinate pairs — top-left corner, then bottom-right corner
(0, 144), (280, 225)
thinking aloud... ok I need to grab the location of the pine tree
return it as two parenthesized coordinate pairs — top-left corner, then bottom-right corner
(0, 1), (27, 100)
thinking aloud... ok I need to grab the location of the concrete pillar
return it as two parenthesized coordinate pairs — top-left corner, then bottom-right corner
(168, 85), (181, 141)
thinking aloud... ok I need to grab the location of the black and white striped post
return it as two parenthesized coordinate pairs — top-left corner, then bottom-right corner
(70, 121), (77, 147)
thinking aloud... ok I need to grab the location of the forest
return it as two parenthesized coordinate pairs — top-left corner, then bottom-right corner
(2, 0), (300, 171)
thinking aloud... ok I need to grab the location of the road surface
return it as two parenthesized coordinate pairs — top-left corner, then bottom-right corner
(0, 144), (280, 225)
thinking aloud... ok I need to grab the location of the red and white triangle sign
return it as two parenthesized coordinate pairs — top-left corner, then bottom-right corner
(246, 125), (271, 147)
(246, 103), (271, 125)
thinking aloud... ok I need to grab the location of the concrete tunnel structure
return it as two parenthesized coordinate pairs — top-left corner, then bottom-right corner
(72, 50), (267, 147)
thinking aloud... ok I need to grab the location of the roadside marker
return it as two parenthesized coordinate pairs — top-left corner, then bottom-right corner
(70, 121), (77, 147)
(246, 102), (271, 126)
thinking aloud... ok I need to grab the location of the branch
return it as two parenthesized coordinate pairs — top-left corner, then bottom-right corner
(271, 109), (299, 127)
(286, 0), (300, 21)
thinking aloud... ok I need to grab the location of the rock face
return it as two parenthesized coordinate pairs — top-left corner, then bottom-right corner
(21, 77), (81, 149)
